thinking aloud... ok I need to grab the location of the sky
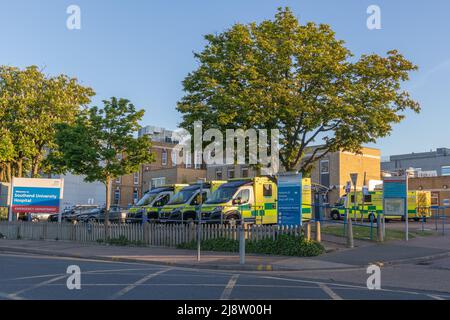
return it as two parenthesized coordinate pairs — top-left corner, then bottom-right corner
(0, 0), (449, 158)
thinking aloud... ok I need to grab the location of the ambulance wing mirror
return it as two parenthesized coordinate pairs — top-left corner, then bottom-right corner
(232, 197), (242, 205)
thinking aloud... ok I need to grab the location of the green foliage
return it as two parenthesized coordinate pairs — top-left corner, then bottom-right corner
(100, 235), (145, 247)
(0, 207), (8, 221)
(49, 97), (154, 216)
(177, 234), (325, 257)
(177, 7), (420, 172)
(0, 65), (95, 180)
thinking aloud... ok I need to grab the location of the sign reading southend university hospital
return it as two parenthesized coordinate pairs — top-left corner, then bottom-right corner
(10, 178), (64, 214)
(277, 173), (302, 226)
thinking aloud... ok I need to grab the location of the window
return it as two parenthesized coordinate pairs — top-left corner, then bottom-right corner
(191, 192), (208, 205)
(154, 194), (170, 207)
(216, 169), (222, 180)
(115, 176), (121, 184)
(194, 151), (202, 169)
(241, 167), (249, 178)
(235, 189), (250, 204)
(151, 177), (166, 188)
(228, 168), (235, 179)
(133, 172), (139, 185)
(320, 159), (329, 174)
(431, 192), (439, 206)
(133, 189), (139, 203)
(319, 159), (330, 187)
(162, 149), (168, 166)
(442, 166), (450, 176)
(263, 184), (272, 197)
(114, 189), (120, 203)
(185, 152), (192, 168)
(363, 195), (372, 203)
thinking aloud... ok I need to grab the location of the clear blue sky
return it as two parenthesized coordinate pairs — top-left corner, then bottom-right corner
(1, 0), (449, 158)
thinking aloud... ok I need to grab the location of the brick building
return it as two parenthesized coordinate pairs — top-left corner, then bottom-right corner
(112, 140), (206, 208)
(306, 146), (381, 204)
(408, 176), (450, 211)
(206, 146), (381, 205)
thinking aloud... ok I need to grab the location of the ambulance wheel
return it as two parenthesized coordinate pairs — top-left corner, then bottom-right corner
(413, 217), (420, 222)
(368, 213), (377, 223)
(226, 215), (240, 226)
(330, 210), (341, 221)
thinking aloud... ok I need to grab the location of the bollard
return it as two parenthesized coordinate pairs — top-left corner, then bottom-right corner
(306, 222), (311, 241)
(315, 221), (321, 243)
(377, 213), (383, 242)
(347, 217), (354, 248)
(239, 225), (245, 265)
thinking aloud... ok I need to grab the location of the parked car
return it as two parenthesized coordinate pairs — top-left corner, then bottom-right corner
(52, 205), (99, 223)
(77, 207), (127, 224)
(19, 213), (52, 222)
(47, 210), (75, 222)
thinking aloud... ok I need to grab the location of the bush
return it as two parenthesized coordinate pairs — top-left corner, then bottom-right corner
(102, 235), (145, 247)
(0, 207), (8, 221)
(177, 234), (325, 257)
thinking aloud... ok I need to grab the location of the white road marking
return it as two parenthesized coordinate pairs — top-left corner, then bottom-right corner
(220, 274), (239, 300)
(427, 294), (445, 300)
(110, 268), (172, 300)
(262, 275), (448, 298)
(8, 274), (69, 299)
(0, 292), (23, 300)
(319, 283), (343, 300)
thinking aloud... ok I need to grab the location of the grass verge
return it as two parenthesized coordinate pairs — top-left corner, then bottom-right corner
(318, 225), (436, 241)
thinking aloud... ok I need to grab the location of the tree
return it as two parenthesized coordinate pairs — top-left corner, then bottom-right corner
(177, 8), (420, 174)
(49, 97), (154, 230)
(0, 128), (15, 182)
(0, 65), (95, 181)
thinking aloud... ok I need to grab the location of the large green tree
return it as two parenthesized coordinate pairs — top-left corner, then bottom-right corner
(0, 65), (95, 180)
(177, 8), (420, 173)
(49, 97), (154, 227)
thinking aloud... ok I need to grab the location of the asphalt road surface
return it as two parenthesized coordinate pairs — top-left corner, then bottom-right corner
(1, 252), (449, 300)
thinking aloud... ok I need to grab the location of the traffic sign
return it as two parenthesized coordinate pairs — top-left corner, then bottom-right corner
(350, 173), (358, 186)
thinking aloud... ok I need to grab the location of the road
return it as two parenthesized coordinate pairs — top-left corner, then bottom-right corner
(1, 252), (449, 300)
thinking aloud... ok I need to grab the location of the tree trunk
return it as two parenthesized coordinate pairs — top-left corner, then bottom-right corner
(104, 176), (111, 240)
(6, 162), (11, 183)
(31, 156), (40, 178)
(17, 159), (23, 178)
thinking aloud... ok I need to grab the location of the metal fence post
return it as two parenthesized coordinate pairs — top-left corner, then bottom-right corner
(370, 212), (374, 241)
(347, 217), (354, 248)
(239, 225), (245, 265)
(377, 213), (383, 242)
(315, 220), (321, 243)
(306, 222), (311, 241)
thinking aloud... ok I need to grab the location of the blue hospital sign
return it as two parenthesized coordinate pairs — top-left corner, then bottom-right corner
(277, 173), (302, 226)
(11, 178), (64, 214)
(383, 176), (407, 216)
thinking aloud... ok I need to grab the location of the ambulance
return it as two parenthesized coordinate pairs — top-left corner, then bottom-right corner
(330, 190), (431, 221)
(125, 184), (188, 223)
(201, 177), (312, 225)
(158, 181), (226, 223)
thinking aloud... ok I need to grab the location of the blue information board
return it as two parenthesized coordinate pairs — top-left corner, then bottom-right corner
(277, 173), (302, 226)
(383, 176), (407, 216)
